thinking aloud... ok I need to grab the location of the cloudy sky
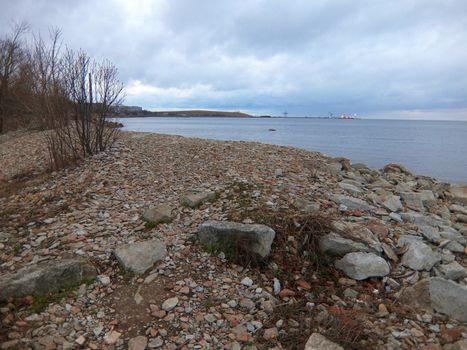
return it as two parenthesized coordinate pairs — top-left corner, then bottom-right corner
(1, 0), (467, 119)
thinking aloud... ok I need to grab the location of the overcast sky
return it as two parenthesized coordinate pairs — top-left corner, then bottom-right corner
(1, 0), (467, 119)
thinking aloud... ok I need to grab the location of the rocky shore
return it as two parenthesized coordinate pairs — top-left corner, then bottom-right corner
(0, 130), (466, 350)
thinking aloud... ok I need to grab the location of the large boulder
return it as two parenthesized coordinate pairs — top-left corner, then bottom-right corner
(142, 205), (173, 224)
(400, 241), (440, 271)
(305, 333), (343, 350)
(198, 221), (275, 258)
(400, 278), (467, 322)
(180, 190), (216, 208)
(335, 252), (390, 280)
(114, 239), (167, 274)
(0, 259), (97, 300)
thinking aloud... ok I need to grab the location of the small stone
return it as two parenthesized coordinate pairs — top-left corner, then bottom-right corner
(128, 336), (148, 350)
(104, 330), (121, 345)
(162, 297), (179, 311)
(305, 333), (343, 350)
(241, 277), (253, 287)
(273, 278), (281, 295)
(204, 314), (217, 323)
(148, 337), (164, 348)
(239, 298), (255, 310)
(75, 335), (86, 345)
(377, 304), (389, 317)
(97, 275), (111, 286)
(263, 327), (279, 340)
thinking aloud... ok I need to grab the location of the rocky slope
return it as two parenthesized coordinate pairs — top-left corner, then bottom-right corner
(0, 131), (466, 350)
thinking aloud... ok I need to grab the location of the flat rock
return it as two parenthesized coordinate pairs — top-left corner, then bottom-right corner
(332, 195), (373, 212)
(335, 252), (390, 280)
(114, 239), (167, 274)
(0, 259), (97, 300)
(319, 232), (371, 256)
(400, 192), (425, 211)
(305, 333), (343, 350)
(142, 205), (173, 224)
(400, 212), (449, 227)
(198, 220), (275, 258)
(401, 241), (440, 271)
(438, 261), (467, 280)
(338, 182), (362, 194)
(293, 198), (320, 213)
(401, 277), (467, 322)
(419, 226), (441, 243)
(180, 190), (216, 208)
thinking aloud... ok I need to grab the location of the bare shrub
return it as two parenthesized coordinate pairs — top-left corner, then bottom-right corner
(26, 30), (124, 169)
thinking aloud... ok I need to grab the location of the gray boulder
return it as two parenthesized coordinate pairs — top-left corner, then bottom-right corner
(332, 195), (373, 212)
(401, 277), (467, 322)
(335, 252), (390, 280)
(180, 190), (216, 208)
(400, 192), (424, 211)
(305, 333), (343, 350)
(381, 194), (403, 212)
(418, 226), (441, 243)
(319, 232), (371, 256)
(0, 259), (97, 300)
(142, 205), (173, 224)
(114, 239), (167, 274)
(198, 221), (275, 258)
(401, 241), (440, 271)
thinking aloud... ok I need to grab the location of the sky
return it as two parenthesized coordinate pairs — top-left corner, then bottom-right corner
(1, 0), (467, 120)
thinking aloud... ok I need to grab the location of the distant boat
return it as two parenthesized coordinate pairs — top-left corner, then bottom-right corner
(335, 115), (358, 119)
(268, 128), (277, 131)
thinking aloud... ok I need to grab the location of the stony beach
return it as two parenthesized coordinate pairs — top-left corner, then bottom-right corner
(0, 130), (466, 350)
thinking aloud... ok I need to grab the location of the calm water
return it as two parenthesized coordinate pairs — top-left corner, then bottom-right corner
(118, 117), (467, 184)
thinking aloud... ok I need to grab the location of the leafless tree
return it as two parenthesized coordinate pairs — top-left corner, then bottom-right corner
(0, 22), (29, 132)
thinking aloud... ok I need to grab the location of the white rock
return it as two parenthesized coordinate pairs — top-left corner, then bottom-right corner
(241, 277), (253, 287)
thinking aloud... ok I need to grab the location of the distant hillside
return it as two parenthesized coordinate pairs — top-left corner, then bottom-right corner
(115, 109), (253, 118)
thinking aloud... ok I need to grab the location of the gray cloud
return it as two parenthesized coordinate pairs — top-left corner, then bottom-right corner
(1, 0), (467, 119)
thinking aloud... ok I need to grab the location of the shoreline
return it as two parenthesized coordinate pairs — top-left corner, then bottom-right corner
(0, 129), (466, 349)
(124, 130), (467, 186)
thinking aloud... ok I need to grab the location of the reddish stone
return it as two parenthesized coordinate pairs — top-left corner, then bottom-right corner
(279, 288), (296, 298)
